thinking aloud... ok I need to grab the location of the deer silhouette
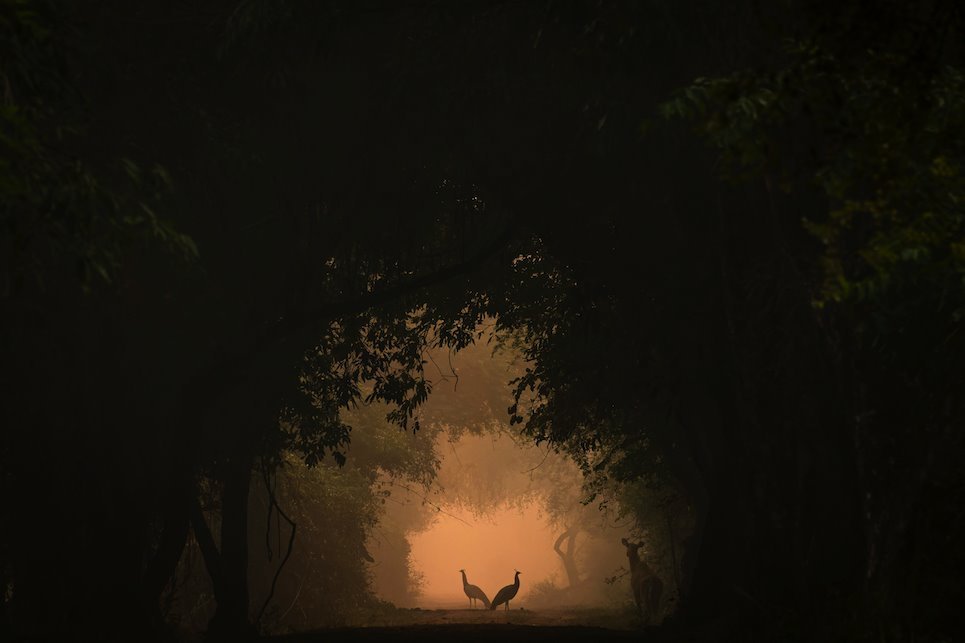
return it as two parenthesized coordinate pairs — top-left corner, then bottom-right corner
(621, 538), (662, 624)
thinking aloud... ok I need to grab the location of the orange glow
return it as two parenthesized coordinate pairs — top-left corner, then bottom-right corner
(409, 502), (562, 608)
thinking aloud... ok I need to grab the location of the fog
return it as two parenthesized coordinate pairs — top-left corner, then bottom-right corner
(368, 420), (633, 611)
(151, 337), (672, 635)
(409, 502), (560, 607)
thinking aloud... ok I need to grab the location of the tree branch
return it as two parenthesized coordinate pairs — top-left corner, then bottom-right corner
(256, 461), (298, 625)
(184, 222), (517, 418)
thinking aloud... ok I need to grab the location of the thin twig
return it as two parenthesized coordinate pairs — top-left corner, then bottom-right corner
(256, 460), (297, 624)
(447, 349), (459, 392)
(521, 446), (552, 473)
(425, 348), (453, 384)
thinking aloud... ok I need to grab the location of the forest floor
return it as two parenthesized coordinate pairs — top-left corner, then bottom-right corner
(269, 607), (648, 642)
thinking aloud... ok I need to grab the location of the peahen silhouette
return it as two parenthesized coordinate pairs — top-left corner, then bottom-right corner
(490, 570), (521, 610)
(459, 569), (491, 609)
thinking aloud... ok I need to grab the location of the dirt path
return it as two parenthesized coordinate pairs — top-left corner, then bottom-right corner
(273, 623), (639, 642)
(269, 608), (644, 642)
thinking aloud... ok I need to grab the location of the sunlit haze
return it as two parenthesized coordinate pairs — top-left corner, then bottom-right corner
(409, 502), (561, 607)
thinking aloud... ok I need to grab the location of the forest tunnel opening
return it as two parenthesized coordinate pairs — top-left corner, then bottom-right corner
(347, 336), (663, 619)
(385, 431), (632, 610)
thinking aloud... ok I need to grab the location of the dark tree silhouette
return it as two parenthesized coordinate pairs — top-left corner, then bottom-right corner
(1, 1), (963, 641)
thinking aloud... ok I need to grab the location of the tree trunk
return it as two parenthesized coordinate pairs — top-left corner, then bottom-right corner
(140, 497), (190, 634)
(208, 457), (255, 641)
(0, 560), (8, 635)
(553, 527), (580, 587)
(188, 495), (225, 599)
(674, 265), (866, 640)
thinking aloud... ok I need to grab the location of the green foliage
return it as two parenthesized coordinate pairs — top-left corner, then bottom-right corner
(248, 380), (447, 627)
(289, 309), (494, 467)
(662, 39), (965, 321)
(257, 454), (383, 630)
(0, 0), (196, 296)
(261, 406), (441, 622)
(659, 3), (965, 637)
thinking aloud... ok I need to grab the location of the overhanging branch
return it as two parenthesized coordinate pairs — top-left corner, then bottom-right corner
(185, 222), (516, 413)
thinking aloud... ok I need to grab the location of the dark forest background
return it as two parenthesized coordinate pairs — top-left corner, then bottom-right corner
(1, 1), (963, 641)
